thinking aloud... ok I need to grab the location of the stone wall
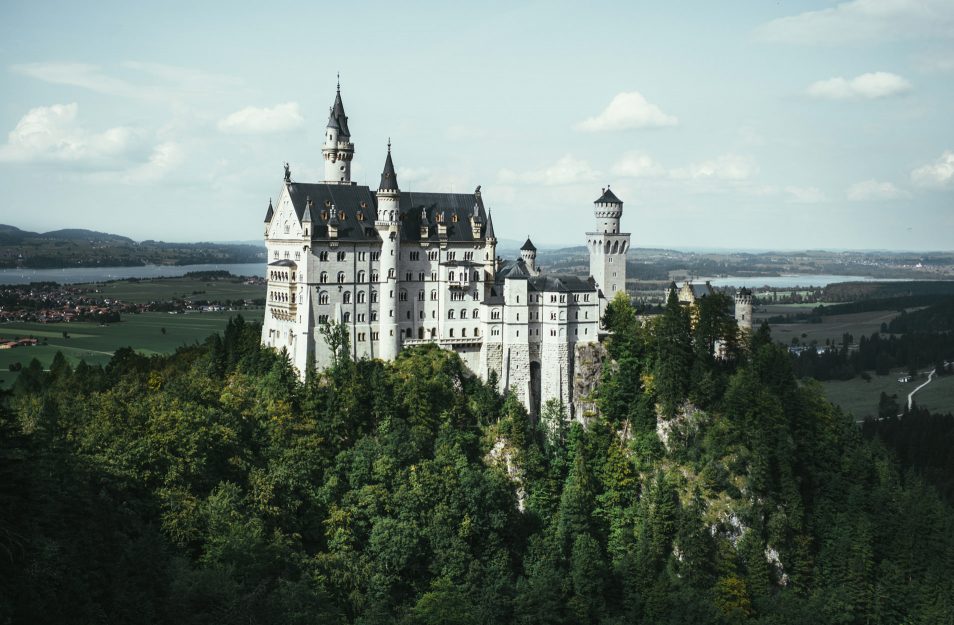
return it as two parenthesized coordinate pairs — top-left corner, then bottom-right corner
(572, 341), (607, 422)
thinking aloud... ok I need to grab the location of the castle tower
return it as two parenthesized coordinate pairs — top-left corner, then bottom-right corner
(735, 287), (753, 333)
(587, 186), (630, 309)
(520, 237), (538, 274)
(375, 142), (402, 359)
(323, 79), (355, 184)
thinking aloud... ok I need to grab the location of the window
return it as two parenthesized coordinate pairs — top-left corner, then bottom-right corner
(357, 313), (366, 322)
(371, 311), (378, 321)
(473, 308), (479, 318)
(447, 252), (456, 260)
(418, 272), (426, 281)
(473, 327), (479, 337)
(491, 310), (501, 320)
(449, 329), (454, 337)
(462, 328), (467, 337)
(371, 252), (381, 261)
(273, 251), (278, 259)
(343, 312), (351, 323)
(464, 251), (474, 261)
(448, 310), (455, 319)
(460, 309), (467, 319)
(337, 272), (346, 283)
(318, 314), (329, 324)
(419, 310), (425, 319)
(357, 291), (366, 304)
(449, 271), (455, 281)
(337, 251), (346, 261)
(319, 251), (328, 261)
(399, 290), (408, 302)
(371, 290), (378, 303)
(319, 291), (329, 305)
(358, 251), (367, 261)
(294, 251), (301, 260)
(473, 271), (479, 281)
(431, 271), (437, 281)
(319, 272), (328, 284)
(405, 272), (413, 281)
(406, 311), (411, 319)
(371, 272), (379, 282)
(417, 290), (425, 301)
(410, 251), (420, 261)
(428, 251), (438, 261)
(343, 291), (351, 304)
(358, 332), (366, 342)
(357, 271), (366, 282)
(388, 268), (395, 279)
(430, 289), (438, 301)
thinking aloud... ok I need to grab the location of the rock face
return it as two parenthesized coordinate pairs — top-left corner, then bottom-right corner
(486, 438), (527, 512)
(572, 341), (607, 421)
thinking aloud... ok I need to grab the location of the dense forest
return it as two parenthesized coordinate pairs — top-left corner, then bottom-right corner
(2, 293), (954, 624)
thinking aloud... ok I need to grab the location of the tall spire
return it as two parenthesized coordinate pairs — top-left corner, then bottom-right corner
(378, 142), (399, 192)
(326, 77), (350, 136)
(485, 212), (496, 240)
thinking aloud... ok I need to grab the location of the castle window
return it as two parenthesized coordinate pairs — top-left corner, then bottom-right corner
(358, 333), (366, 342)
(319, 291), (329, 305)
(337, 272), (346, 283)
(343, 291), (351, 304)
(406, 311), (411, 319)
(357, 212), (364, 221)
(431, 272), (437, 281)
(318, 314), (329, 324)
(410, 251), (420, 261)
(337, 252), (346, 261)
(273, 251), (278, 259)
(419, 272), (426, 281)
(430, 289), (438, 301)
(448, 310), (455, 319)
(473, 308), (479, 318)
(343, 312), (351, 323)
(371, 252), (381, 261)
(405, 272), (413, 281)
(372, 331), (379, 340)
(406, 328), (412, 338)
(491, 310), (500, 320)
(371, 311), (378, 321)
(358, 271), (366, 282)
(452, 214), (458, 223)
(560, 295), (566, 303)
(371, 272), (379, 282)
(550, 312), (557, 321)
(358, 252), (367, 261)
(295, 252), (301, 260)
(473, 271), (479, 281)
(388, 269), (395, 279)
(357, 291), (366, 303)
(357, 313), (366, 322)
(449, 329), (454, 337)
(460, 309), (467, 319)
(319, 272), (328, 284)
(399, 289), (408, 302)
(462, 328), (467, 337)
(325, 199), (332, 207)
(473, 327), (479, 337)
(464, 252), (473, 261)
(419, 310), (425, 318)
(449, 271), (455, 281)
(321, 211), (328, 220)
(319, 251), (328, 261)
(417, 290), (425, 301)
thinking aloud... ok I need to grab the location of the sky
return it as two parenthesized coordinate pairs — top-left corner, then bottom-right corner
(0, 0), (952, 251)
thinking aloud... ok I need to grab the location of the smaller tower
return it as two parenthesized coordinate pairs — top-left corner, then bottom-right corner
(520, 238), (538, 274)
(735, 287), (753, 333)
(323, 78), (355, 184)
(375, 142), (402, 360)
(587, 186), (630, 311)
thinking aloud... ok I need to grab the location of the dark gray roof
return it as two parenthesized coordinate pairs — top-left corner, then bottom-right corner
(485, 212), (496, 239)
(496, 259), (532, 281)
(264, 199), (274, 223)
(379, 148), (399, 191)
(283, 182), (489, 243)
(528, 275), (595, 293)
(268, 259), (297, 267)
(521, 237), (536, 252)
(595, 187), (622, 205)
(327, 88), (351, 136)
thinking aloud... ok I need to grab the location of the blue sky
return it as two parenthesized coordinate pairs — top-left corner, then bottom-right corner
(0, 0), (951, 250)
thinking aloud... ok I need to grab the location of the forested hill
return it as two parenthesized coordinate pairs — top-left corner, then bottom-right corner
(2, 296), (954, 624)
(0, 224), (265, 268)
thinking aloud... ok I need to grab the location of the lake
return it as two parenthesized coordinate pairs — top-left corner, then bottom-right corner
(0, 263), (264, 285)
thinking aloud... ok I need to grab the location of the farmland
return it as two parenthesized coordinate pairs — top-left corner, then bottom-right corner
(0, 310), (264, 388)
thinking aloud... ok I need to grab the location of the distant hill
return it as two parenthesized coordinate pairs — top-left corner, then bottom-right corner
(0, 224), (265, 269)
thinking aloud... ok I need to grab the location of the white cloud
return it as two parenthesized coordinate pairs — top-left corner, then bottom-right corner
(756, 0), (954, 44)
(785, 186), (827, 203)
(807, 72), (912, 99)
(498, 155), (600, 186)
(911, 150), (954, 188)
(121, 142), (184, 183)
(847, 179), (908, 201)
(0, 103), (141, 164)
(611, 152), (666, 178)
(217, 102), (304, 134)
(671, 154), (758, 181)
(578, 92), (677, 132)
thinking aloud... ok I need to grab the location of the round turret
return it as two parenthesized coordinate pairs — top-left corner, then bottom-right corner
(520, 237), (537, 274)
(594, 186), (623, 234)
(735, 287), (753, 332)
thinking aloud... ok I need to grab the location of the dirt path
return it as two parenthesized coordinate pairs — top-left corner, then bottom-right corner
(907, 369), (937, 411)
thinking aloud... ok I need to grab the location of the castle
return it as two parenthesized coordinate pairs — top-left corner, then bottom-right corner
(260, 83), (629, 418)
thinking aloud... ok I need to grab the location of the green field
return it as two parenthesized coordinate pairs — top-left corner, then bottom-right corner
(820, 369), (954, 420)
(767, 309), (899, 346)
(0, 310), (264, 388)
(84, 277), (264, 304)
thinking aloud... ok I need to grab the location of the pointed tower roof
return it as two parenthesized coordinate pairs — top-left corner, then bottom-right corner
(595, 186), (622, 204)
(264, 198), (274, 223)
(485, 212), (496, 240)
(378, 141), (399, 192)
(326, 79), (351, 136)
(521, 237), (537, 252)
(301, 196), (313, 223)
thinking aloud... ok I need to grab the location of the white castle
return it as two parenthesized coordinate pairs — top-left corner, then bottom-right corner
(261, 83), (630, 418)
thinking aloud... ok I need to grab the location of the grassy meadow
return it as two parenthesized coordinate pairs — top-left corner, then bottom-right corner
(0, 310), (264, 388)
(84, 277), (264, 304)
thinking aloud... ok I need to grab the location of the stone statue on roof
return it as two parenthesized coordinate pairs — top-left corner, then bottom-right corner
(284, 162), (291, 183)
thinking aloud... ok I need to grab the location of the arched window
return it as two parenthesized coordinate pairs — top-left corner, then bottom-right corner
(337, 271), (346, 283)
(405, 328), (412, 338)
(319, 291), (329, 305)
(371, 290), (378, 303)
(399, 289), (408, 302)
(343, 312), (351, 323)
(448, 310), (455, 319)
(357, 271), (366, 282)
(473, 271), (479, 281)
(430, 289), (438, 301)
(371, 272), (379, 282)
(418, 328), (424, 339)
(473, 308), (479, 318)
(449, 271), (455, 281)
(473, 327), (479, 337)
(449, 328), (455, 337)
(460, 308), (467, 319)
(319, 272), (328, 284)
(357, 291), (366, 303)
(462, 328), (467, 337)
(343, 291), (351, 304)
